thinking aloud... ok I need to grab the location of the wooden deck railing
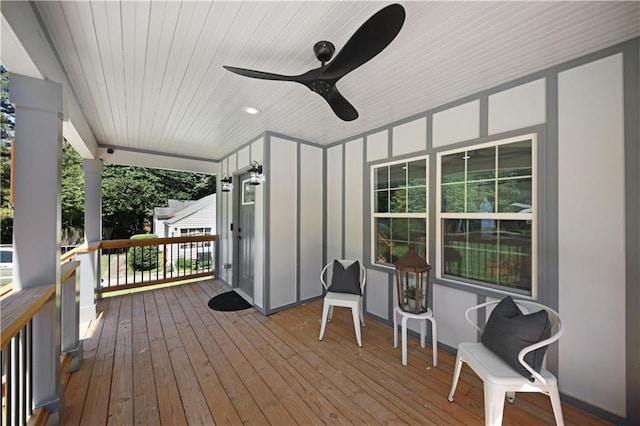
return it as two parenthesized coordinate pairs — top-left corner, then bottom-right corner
(1, 260), (81, 426)
(99, 235), (217, 294)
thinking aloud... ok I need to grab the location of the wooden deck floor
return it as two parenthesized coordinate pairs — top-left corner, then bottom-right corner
(63, 279), (610, 425)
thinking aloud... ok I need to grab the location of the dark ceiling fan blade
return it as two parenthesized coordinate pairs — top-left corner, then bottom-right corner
(323, 4), (405, 80)
(223, 65), (296, 82)
(320, 87), (359, 121)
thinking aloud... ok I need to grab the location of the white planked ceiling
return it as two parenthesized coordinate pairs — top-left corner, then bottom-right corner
(29, 1), (640, 161)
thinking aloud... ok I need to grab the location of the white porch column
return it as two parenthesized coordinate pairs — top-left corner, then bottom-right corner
(79, 159), (102, 322)
(9, 74), (63, 417)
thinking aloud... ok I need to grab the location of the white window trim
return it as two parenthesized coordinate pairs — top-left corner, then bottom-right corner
(435, 133), (538, 297)
(370, 155), (429, 269)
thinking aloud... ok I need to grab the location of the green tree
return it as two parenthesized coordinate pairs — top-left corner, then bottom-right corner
(0, 144), (10, 209)
(101, 165), (215, 239)
(1, 65), (14, 145)
(61, 141), (85, 245)
(1, 65), (14, 243)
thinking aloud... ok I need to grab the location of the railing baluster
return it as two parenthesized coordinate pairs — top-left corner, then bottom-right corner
(1, 349), (4, 423)
(27, 321), (33, 418)
(19, 327), (26, 425)
(5, 344), (12, 426)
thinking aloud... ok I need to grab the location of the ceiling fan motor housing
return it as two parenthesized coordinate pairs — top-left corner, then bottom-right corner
(314, 41), (335, 63)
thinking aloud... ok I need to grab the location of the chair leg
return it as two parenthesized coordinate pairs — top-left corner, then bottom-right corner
(393, 308), (399, 348)
(351, 306), (362, 347)
(420, 318), (427, 348)
(401, 315), (409, 365)
(429, 317), (438, 367)
(359, 298), (365, 327)
(484, 383), (506, 426)
(319, 302), (330, 341)
(328, 305), (334, 322)
(447, 353), (463, 402)
(506, 391), (516, 403)
(548, 386), (565, 425)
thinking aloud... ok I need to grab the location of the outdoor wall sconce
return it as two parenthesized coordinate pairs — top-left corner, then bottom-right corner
(248, 161), (263, 185)
(220, 175), (233, 192)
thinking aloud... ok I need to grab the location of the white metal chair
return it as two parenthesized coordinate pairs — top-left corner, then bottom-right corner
(318, 260), (366, 347)
(447, 300), (565, 426)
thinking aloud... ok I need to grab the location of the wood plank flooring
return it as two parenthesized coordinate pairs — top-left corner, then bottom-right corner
(63, 280), (611, 425)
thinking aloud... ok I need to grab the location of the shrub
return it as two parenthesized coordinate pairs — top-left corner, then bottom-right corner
(0, 208), (13, 243)
(128, 234), (158, 271)
(174, 257), (193, 271)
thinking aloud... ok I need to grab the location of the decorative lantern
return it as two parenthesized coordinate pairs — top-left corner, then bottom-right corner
(394, 246), (431, 314)
(248, 160), (263, 185)
(220, 175), (233, 192)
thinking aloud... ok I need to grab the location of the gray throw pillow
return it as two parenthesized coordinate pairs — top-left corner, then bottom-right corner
(481, 296), (551, 381)
(328, 260), (361, 295)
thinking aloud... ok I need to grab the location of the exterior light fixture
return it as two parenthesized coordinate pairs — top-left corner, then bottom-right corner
(221, 175), (233, 192)
(248, 161), (263, 185)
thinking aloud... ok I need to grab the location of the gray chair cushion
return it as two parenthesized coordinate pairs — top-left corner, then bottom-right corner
(328, 260), (361, 295)
(481, 296), (551, 381)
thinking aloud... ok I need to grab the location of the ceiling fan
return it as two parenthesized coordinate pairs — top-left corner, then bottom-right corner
(223, 3), (406, 121)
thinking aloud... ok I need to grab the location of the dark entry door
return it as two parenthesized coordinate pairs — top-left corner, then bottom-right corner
(236, 174), (255, 298)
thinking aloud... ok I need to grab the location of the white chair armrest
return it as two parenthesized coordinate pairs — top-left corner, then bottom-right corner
(320, 263), (331, 290)
(464, 300), (499, 334)
(517, 307), (564, 384)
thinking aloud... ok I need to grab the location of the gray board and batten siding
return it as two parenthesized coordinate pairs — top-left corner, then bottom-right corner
(217, 37), (639, 425)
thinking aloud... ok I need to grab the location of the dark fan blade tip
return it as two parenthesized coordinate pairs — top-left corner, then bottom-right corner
(223, 65), (294, 82)
(322, 3), (406, 80)
(325, 87), (359, 121)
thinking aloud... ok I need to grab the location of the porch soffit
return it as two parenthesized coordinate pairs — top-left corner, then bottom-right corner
(2, 1), (639, 171)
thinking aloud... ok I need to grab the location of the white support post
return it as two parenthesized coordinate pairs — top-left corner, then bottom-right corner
(80, 159), (102, 322)
(61, 261), (82, 372)
(9, 73), (63, 419)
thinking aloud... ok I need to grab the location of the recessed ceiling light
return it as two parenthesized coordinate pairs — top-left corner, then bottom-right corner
(243, 106), (261, 115)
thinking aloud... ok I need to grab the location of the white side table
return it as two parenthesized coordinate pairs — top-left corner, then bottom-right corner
(393, 306), (438, 367)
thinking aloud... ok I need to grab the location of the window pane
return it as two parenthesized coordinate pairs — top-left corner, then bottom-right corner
(376, 167), (389, 190)
(375, 190), (389, 213)
(408, 160), (426, 186)
(377, 218), (390, 239)
(409, 218), (427, 247)
(387, 218), (410, 264)
(467, 147), (496, 181)
(495, 220), (532, 291)
(497, 178), (532, 213)
(389, 163), (406, 189)
(390, 218), (408, 241)
(390, 188), (407, 213)
(442, 219), (531, 292)
(498, 140), (532, 178)
(466, 182), (495, 213)
(442, 153), (465, 184)
(443, 219), (466, 276)
(407, 187), (426, 213)
(375, 218), (391, 264)
(442, 183), (465, 213)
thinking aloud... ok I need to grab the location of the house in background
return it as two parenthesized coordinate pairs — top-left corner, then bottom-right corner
(153, 194), (216, 269)
(152, 195), (216, 239)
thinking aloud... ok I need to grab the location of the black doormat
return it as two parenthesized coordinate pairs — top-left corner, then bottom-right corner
(208, 291), (252, 312)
